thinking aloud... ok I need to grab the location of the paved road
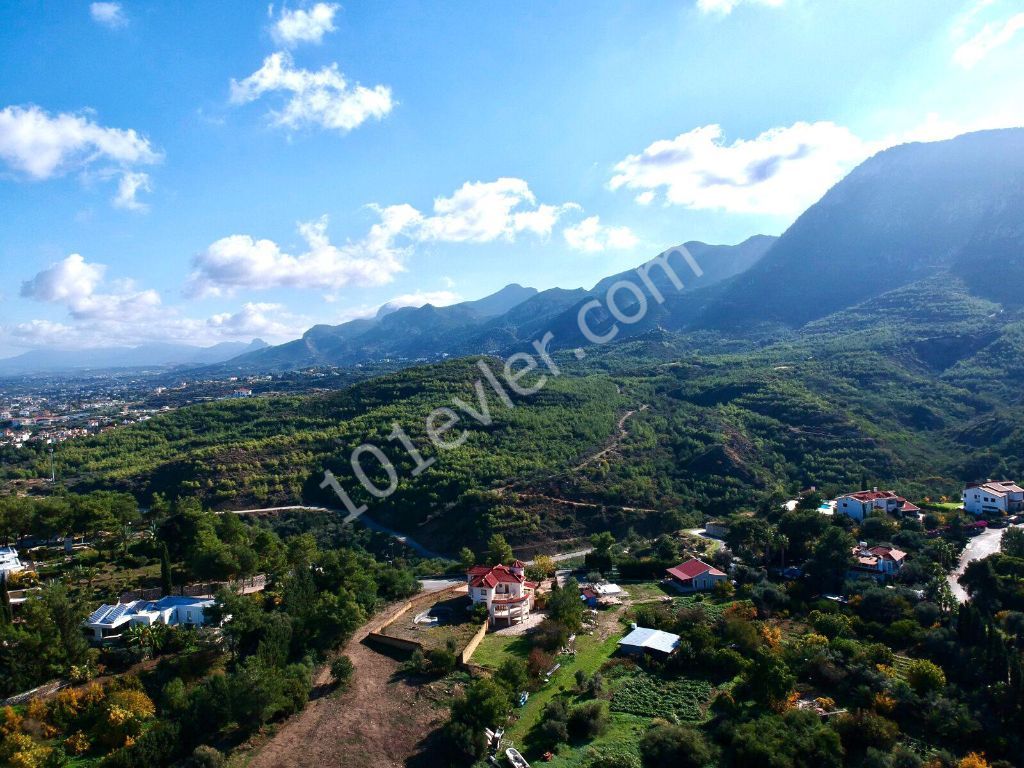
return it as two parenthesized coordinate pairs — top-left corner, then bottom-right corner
(948, 523), (1022, 602)
(528, 548), (593, 565)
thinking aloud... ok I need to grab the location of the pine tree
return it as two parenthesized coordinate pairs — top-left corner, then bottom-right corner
(160, 543), (173, 596)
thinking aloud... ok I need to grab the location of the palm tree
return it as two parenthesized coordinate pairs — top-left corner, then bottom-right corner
(124, 624), (154, 658)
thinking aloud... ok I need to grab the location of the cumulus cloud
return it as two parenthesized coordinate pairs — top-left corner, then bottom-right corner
(272, 3), (339, 46)
(230, 51), (394, 133)
(611, 111), (1024, 216)
(186, 215), (406, 298)
(953, 1), (1024, 69)
(11, 256), (308, 349)
(20, 254), (161, 321)
(113, 171), (151, 212)
(378, 290), (462, 312)
(188, 177), (584, 297)
(697, 0), (784, 15)
(563, 216), (638, 253)
(0, 105), (159, 180)
(610, 121), (867, 215)
(382, 177), (579, 244)
(90, 2), (127, 29)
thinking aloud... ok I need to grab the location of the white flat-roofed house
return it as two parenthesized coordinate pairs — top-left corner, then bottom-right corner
(466, 561), (538, 626)
(963, 480), (1024, 516)
(0, 546), (23, 580)
(83, 595), (215, 642)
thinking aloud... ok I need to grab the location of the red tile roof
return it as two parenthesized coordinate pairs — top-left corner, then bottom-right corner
(666, 558), (726, 582)
(468, 563), (526, 588)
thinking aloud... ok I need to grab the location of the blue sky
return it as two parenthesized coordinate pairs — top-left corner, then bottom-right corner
(1, 0), (1022, 355)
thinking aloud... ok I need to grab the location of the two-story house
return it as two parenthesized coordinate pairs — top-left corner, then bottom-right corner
(850, 543), (906, 578)
(466, 561), (538, 626)
(835, 489), (920, 522)
(963, 480), (1024, 517)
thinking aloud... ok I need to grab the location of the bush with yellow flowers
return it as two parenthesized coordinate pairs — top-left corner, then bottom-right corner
(64, 730), (90, 756)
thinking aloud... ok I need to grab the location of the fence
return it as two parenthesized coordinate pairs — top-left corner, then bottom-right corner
(118, 574), (266, 603)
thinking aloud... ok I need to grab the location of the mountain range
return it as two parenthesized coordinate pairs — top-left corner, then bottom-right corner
(204, 128), (1024, 376)
(0, 339), (268, 376)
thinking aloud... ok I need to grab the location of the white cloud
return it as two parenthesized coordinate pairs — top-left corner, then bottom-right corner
(0, 105), (159, 180)
(20, 254), (161, 321)
(90, 2), (127, 29)
(385, 177), (578, 244)
(610, 121), (868, 215)
(230, 51), (394, 133)
(953, 1), (1024, 69)
(188, 177), (583, 297)
(611, 109), (1024, 216)
(113, 171), (151, 211)
(11, 256), (308, 349)
(563, 216), (638, 253)
(186, 214), (405, 298)
(379, 290), (462, 312)
(272, 3), (339, 46)
(697, 0), (784, 15)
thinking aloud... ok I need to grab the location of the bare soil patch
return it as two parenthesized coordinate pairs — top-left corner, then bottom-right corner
(246, 600), (450, 768)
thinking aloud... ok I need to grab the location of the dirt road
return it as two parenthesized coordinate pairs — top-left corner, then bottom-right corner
(247, 594), (450, 768)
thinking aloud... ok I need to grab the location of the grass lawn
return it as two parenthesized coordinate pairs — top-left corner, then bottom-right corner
(503, 631), (622, 753)
(619, 580), (674, 602)
(471, 633), (532, 670)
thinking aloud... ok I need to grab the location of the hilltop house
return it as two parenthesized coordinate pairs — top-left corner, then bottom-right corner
(835, 489), (920, 522)
(665, 558), (727, 593)
(850, 543), (906, 578)
(466, 561), (538, 626)
(963, 480), (1024, 517)
(0, 546), (23, 580)
(83, 596), (215, 643)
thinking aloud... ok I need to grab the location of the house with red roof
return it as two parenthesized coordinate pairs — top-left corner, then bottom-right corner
(850, 544), (907, 577)
(835, 488), (920, 522)
(466, 560), (538, 626)
(665, 558), (727, 593)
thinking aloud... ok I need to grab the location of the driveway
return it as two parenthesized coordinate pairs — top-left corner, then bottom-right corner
(948, 523), (1022, 602)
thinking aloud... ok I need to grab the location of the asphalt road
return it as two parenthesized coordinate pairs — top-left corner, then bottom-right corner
(948, 523), (1022, 602)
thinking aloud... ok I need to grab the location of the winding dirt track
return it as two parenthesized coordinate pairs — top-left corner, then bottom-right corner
(248, 597), (448, 768)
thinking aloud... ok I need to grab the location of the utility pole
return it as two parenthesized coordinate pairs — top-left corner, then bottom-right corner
(49, 447), (55, 482)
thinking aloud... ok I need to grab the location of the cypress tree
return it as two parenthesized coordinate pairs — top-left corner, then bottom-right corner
(160, 543), (173, 596)
(0, 578), (13, 624)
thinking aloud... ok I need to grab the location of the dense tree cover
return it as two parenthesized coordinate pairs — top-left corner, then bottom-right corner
(0, 496), (420, 766)
(2, 274), (1021, 558)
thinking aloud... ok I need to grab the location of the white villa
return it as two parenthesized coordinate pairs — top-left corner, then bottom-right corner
(83, 595), (215, 642)
(0, 546), (23, 580)
(963, 480), (1024, 517)
(466, 561), (538, 626)
(835, 489), (920, 522)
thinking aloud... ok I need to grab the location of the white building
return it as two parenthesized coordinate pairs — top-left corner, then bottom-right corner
(466, 561), (538, 626)
(0, 546), (24, 580)
(963, 480), (1024, 517)
(83, 596), (215, 642)
(835, 489), (920, 522)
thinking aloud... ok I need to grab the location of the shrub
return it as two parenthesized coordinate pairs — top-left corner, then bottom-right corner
(568, 700), (610, 742)
(904, 658), (946, 696)
(639, 723), (712, 768)
(185, 745), (226, 768)
(330, 656), (354, 691)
